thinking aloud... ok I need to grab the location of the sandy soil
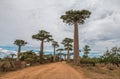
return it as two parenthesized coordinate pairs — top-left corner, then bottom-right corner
(0, 62), (87, 79)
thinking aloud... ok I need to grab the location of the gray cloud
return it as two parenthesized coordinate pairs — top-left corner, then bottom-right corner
(0, 0), (120, 52)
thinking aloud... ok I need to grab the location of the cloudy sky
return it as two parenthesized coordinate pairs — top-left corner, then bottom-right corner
(0, 0), (120, 52)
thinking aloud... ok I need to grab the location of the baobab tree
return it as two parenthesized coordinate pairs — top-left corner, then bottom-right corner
(56, 48), (64, 61)
(60, 10), (91, 65)
(83, 45), (91, 58)
(62, 38), (73, 62)
(32, 30), (53, 63)
(14, 39), (27, 61)
(52, 41), (59, 62)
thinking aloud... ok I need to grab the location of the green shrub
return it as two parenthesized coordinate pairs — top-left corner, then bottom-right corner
(0, 61), (11, 72)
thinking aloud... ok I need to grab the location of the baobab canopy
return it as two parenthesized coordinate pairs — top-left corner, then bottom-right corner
(60, 9), (91, 25)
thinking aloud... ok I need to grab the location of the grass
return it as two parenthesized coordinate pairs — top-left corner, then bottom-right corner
(69, 63), (120, 79)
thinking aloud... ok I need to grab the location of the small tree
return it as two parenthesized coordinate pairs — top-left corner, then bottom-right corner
(14, 39), (27, 61)
(52, 41), (59, 62)
(9, 53), (16, 61)
(56, 48), (64, 61)
(62, 38), (73, 62)
(100, 47), (120, 67)
(83, 45), (91, 58)
(62, 53), (67, 61)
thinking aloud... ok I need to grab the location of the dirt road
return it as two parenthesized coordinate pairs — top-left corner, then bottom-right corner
(0, 62), (87, 79)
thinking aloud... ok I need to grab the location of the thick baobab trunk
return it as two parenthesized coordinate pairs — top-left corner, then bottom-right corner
(67, 48), (70, 62)
(17, 46), (21, 61)
(53, 47), (56, 62)
(74, 21), (80, 65)
(40, 40), (44, 63)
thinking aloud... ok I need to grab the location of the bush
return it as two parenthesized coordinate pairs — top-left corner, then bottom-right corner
(80, 58), (99, 66)
(0, 61), (11, 72)
(99, 48), (120, 67)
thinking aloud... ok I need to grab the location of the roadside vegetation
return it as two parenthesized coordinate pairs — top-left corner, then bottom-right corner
(69, 46), (120, 79)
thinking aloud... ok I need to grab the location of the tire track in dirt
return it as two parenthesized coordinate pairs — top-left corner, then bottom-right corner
(0, 62), (88, 79)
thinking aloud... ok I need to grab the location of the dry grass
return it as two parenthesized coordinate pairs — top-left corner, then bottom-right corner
(69, 63), (120, 79)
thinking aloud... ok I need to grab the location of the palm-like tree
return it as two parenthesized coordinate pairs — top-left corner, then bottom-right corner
(60, 10), (91, 65)
(83, 45), (91, 58)
(62, 38), (73, 62)
(56, 48), (64, 61)
(52, 41), (59, 62)
(62, 53), (67, 61)
(64, 47), (73, 62)
(9, 53), (16, 61)
(32, 30), (53, 63)
(14, 39), (27, 61)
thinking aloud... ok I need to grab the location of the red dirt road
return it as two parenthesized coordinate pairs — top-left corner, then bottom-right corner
(0, 62), (87, 79)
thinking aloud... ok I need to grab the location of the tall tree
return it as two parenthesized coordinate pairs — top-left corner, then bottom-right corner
(56, 48), (64, 61)
(14, 39), (27, 61)
(83, 45), (91, 58)
(52, 41), (59, 62)
(32, 30), (53, 63)
(60, 10), (91, 65)
(62, 38), (73, 62)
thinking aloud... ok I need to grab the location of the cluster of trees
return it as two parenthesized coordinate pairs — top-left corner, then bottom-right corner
(32, 30), (73, 63)
(20, 50), (38, 64)
(99, 47), (120, 67)
(0, 9), (92, 71)
(80, 46), (120, 67)
(80, 45), (97, 66)
(12, 9), (91, 65)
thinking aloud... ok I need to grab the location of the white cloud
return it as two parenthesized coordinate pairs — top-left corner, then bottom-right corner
(0, 48), (17, 58)
(0, 0), (120, 53)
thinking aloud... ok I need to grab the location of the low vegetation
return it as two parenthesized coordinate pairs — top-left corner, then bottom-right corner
(69, 62), (120, 79)
(69, 46), (120, 79)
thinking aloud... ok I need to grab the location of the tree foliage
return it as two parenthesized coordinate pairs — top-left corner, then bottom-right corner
(20, 50), (38, 64)
(60, 9), (91, 25)
(99, 47), (120, 67)
(32, 30), (53, 42)
(52, 41), (59, 48)
(14, 40), (27, 47)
